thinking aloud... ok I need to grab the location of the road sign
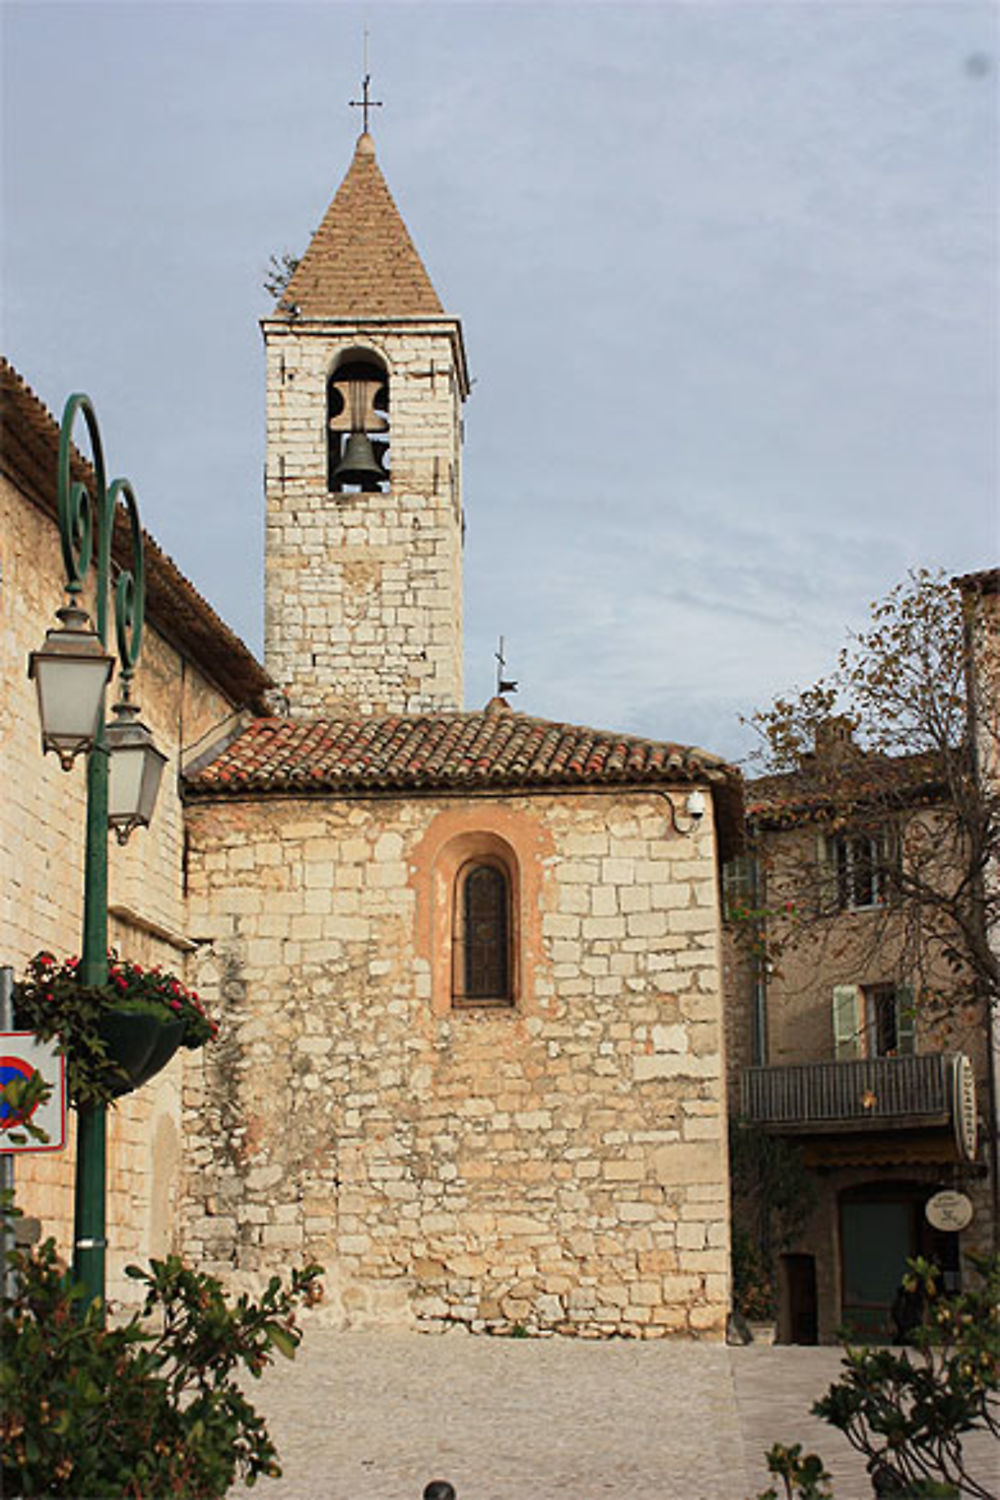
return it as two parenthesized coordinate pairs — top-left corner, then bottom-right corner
(0, 1033), (66, 1152)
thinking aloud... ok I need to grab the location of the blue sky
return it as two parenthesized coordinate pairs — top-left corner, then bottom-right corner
(2, 0), (996, 761)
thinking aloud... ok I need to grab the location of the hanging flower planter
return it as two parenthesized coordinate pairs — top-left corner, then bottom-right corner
(12, 951), (217, 1109)
(96, 1009), (186, 1096)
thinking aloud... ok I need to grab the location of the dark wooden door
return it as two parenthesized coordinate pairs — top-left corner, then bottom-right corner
(782, 1253), (818, 1345)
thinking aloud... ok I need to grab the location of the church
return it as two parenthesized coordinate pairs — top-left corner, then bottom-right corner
(5, 127), (741, 1338)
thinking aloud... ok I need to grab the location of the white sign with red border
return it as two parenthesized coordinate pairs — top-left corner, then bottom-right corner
(0, 1033), (66, 1152)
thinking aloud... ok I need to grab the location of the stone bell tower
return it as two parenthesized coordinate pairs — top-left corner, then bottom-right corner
(261, 129), (470, 718)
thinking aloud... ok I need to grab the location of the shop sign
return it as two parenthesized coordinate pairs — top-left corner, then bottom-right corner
(951, 1054), (977, 1162)
(926, 1189), (973, 1233)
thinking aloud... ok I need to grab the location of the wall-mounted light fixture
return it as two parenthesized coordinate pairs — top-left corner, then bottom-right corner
(666, 787), (707, 835)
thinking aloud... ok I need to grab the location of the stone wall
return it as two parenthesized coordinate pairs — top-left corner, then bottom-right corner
(1, 469), (239, 1302)
(262, 321), (465, 718)
(182, 787), (731, 1338)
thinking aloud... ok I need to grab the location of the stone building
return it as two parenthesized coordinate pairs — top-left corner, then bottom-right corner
(725, 716), (996, 1344)
(178, 132), (743, 1337)
(0, 358), (270, 1302)
(8, 123), (994, 1347)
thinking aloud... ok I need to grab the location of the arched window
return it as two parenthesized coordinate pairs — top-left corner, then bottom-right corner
(453, 858), (513, 1007)
(417, 821), (533, 1018)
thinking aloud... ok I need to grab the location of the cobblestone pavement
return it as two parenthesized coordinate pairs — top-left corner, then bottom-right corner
(236, 1329), (996, 1500)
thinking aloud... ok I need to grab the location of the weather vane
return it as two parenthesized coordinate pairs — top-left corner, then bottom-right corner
(495, 637), (518, 697)
(349, 26), (383, 133)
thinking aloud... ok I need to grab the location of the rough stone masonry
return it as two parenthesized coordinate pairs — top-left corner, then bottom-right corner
(182, 786), (731, 1338)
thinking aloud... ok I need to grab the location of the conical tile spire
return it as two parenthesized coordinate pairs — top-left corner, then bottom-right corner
(281, 133), (444, 318)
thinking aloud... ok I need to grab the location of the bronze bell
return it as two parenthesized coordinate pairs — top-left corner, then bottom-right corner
(331, 431), (387, 491)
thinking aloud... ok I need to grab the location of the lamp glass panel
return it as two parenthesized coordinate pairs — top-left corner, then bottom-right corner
(108, 740), (167, 830)
(137, 747), (167, 825)
(33, 655), (110, 748)
(108, 744), (146, 821)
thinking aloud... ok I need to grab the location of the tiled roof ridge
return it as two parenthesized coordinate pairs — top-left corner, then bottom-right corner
(279, 133), (444, 319)
(0, 356), (272, 712)
(187, 704), (737, 792)
(746, 745), (953, 824)
(185, 705), (746, 859)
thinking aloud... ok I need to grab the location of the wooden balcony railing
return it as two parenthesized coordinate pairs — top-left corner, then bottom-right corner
(739, 1053), (967, 1135)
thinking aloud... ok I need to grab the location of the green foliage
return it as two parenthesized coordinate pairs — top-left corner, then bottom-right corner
(732, 1227), (776, 1321)
(1, 1235), (323, 1498)
(753, 1442), (833, 1499)
(730, 1121), (817, 1318)
(264, 251), (300, 301)
(0, 1069), (51, 1147)
(12, 950), (217, 1108)
(813, 1255), (998, 1500)
(761, 1255), (997, 1500)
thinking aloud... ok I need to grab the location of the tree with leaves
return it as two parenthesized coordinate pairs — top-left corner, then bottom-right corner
(737, 570), (999, 1245)
(734, 567), (1000, 1260)
(746, 569), (998, 1023)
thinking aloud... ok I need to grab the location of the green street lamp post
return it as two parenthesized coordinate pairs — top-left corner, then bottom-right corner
(28, 393), (165, 1311)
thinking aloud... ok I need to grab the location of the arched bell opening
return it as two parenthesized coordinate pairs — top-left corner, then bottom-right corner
(327, 351), (389, 493)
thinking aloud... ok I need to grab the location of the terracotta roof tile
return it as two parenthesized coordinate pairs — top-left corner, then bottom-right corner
(746, 750), (949, 826)
(185, 701), (743, 848)
(281, 134), (443, 319)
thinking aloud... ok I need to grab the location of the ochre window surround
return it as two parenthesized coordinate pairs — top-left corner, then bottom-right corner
(411, 805), (551, 1019)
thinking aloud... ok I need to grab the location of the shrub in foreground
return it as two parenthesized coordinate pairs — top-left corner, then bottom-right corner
(1, 1236), (322, 1498)
(753, 1254), (998, 1500)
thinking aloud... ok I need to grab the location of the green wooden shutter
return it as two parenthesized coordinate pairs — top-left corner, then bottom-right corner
(895, 984), (916, 1055)
(833, 985), (862, 1060)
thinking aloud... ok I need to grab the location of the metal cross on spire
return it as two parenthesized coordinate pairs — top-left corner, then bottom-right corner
(349, 26), (383, 133)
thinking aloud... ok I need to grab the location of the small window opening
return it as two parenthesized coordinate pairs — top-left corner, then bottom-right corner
(833, 832), (888, 911)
